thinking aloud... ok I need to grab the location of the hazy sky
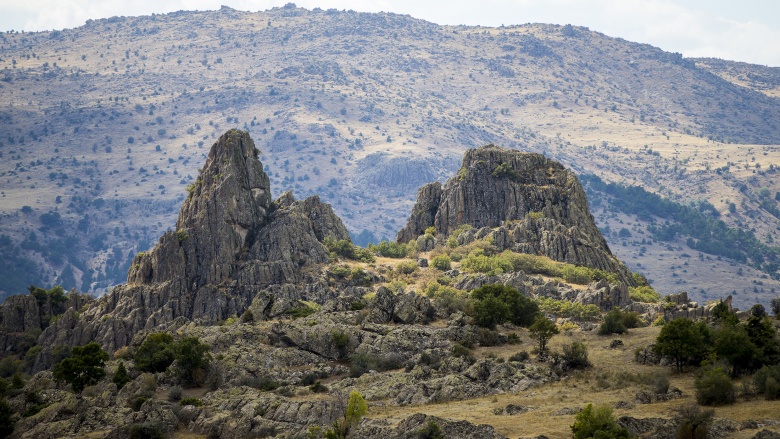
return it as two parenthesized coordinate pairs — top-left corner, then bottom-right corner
(1, 0), (779, 67)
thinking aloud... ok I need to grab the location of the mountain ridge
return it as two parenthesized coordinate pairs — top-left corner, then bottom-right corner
(1, 5), (780, 308)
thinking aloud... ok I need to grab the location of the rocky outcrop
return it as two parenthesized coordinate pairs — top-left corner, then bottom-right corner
(355, 413), (507, 439)
(0, 290), (92, 358)
(34, 130), (352, 363)
(397, 145), (634, 285)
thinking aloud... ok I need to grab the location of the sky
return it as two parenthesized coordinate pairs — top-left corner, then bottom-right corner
(1, 0), (779, 67)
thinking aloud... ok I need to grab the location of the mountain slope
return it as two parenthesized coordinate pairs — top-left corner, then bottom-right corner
(1, 5), (780, 307)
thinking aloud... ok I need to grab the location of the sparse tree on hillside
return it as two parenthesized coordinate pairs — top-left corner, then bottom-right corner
(529, 315), (559, 354)
(53, 342), (109, 393)
(653, 318), (711, 372)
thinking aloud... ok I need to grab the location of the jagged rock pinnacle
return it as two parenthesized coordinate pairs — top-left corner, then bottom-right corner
(35, 130), (351, 359)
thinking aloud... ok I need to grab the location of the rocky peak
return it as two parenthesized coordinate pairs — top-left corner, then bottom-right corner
(398, 144), (634, 284)
(128, 130), (272, 289)
(34, 130), (351, 358)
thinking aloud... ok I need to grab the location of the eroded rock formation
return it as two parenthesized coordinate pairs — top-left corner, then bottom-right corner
(398, 144), (634, 284)
(35, 130), (351, 363)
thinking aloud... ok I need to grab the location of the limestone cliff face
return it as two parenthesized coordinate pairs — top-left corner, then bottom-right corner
(35, 130), (350, 361)
(398, 145), (634, 284)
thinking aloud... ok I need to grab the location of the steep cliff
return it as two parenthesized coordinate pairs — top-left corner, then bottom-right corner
(398, 145), (634, 284)
(34, 130), (350, 362)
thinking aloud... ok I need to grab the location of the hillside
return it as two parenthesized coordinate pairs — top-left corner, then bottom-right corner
(1, 5), (780, 308)
(0, 137), (778, 438)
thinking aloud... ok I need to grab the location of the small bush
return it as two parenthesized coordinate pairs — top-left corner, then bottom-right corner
(754, 365), (780, 399)
(130, 396), (149, 411)
(332, 331), (350, 353)
(695, 366), (735, 406)
(112, 361), (131, 390)
(134, 332), (176, 373)
(562, 342), (590, 369)
(324, 238), (375, 263)
(629, 285), (661, 303)
(368, 241), (410, 258)
(430, 255), (452, 271)
(0, 398), (14, 437)
(652, 372), (670, 395)
(471, 284), (539, 328)
(309, 381), (328, 393)
(416, 420), (445, 439)
(571, 403), (630, 439)
(395, 260), (419, 275)
(451, 344), (476, 363)
(477, 328), (503, 347)
(673, 404), (714, 439)
(180, 397), (203, 406)
(508, 351), (530, 362)
(537, 297), (600, 320)
(598, 308), (628, 335)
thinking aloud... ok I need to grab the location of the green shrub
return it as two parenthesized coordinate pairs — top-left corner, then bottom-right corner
(430, 255), (452, 271)
(129, 396), (149, 411)
(309, 381), (329, 393)
(430, 286), (469, 315)
(562, 342), (590, 369)
(180, 397), (203, 406)
(673, 404), (714, 439)
(598, 308), (627, 335)
(134, 332), (176, 373)
(621, 311), (644, 329)
(368, 241), (410, 258)
(471, 284), (539, 328)
(174, 337), (211, 387)
(332, 331), (350, 354)
(451, 344), (476, 363)
(629, 285), (661, 303)
(477, 328), (503, 347)
(754, 365), (780, 399)
(324, 238), (375, 263)
(286, 303), (318, 319)
(536, 297), (600, 320)
(112, 361), (131, 390)
(695, 366), (735, 406)
(571, 403), (630, 439)
(395, 260), (419, 275)
(508, 351), (530, 362)
(416, 420), (445, 439)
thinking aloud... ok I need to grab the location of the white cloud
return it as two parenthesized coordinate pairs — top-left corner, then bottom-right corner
(1, 0), (779, 66)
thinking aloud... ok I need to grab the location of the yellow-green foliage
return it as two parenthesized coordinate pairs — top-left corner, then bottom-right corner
(430, 255), (452, 271)
(527, 211), (545, 220)
(629, 285), (662, 303)
(384, 280), (407, 293)
(368, 240), (411, 258)
(536, 297), (601, 320)
(460, 250), (617, 285)
(424, 226), (437, 236)
(395, 260), (419, 275)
